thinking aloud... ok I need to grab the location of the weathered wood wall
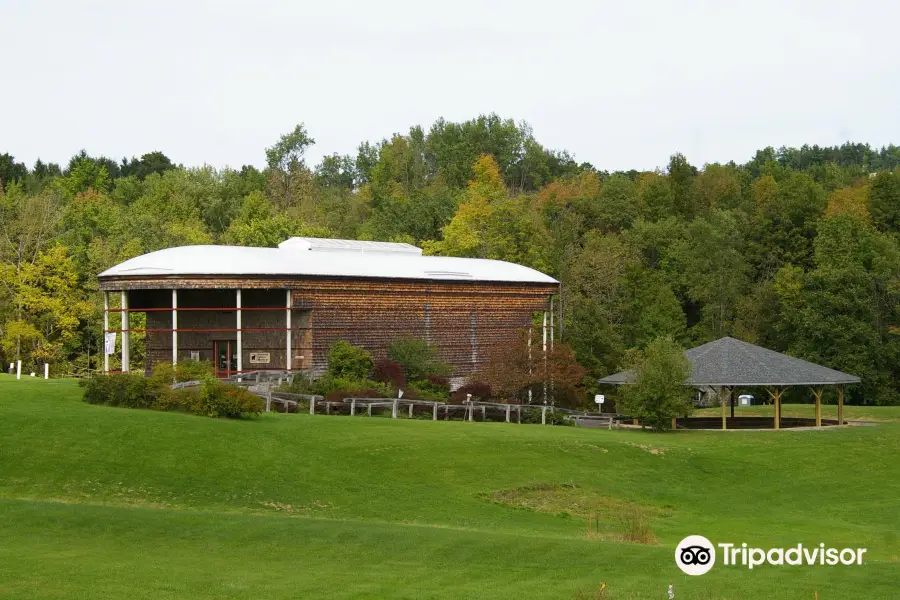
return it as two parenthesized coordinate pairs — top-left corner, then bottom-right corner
(105, 276), (556, 378)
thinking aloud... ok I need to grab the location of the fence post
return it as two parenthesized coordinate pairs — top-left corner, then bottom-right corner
(433, 402), (438, 421)
(392, 399), (399, 419)
(309, 396), (316, 415)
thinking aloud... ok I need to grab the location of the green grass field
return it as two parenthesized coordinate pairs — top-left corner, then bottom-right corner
(1, 374), (898, 599)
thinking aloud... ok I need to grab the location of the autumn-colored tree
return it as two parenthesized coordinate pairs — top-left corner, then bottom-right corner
(477, 328), (585, 407)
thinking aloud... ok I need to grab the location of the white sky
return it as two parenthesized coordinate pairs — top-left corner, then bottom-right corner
(3, 0), (899, 172)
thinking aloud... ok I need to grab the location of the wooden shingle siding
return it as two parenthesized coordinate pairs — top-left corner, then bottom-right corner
(112, 276), (556, 378)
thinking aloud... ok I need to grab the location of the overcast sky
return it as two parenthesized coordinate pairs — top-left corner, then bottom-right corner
(3, 0), (899, 172)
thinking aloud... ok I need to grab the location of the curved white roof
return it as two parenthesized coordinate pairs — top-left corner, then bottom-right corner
(98, 240), (558, 285)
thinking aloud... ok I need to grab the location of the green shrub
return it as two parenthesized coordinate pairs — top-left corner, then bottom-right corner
(82, 373), (261, 419)
(82, 374), (151, 408)
(149, 360), (214, 385)
(405, 382), (447, 402)
(521, 407), (572, 426)
(387, 338), (451, 381)
(327, 341), (374, 380)
(411, 376), (450, 400)
(278, 373), (316, 394)
(176, 359), (214, 382)
(190, 377), (264, 418)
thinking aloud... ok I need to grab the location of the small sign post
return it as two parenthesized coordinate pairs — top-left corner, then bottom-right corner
(594, 394), (605, 413)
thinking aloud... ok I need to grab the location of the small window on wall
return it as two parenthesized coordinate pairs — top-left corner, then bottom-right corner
(190, 351), (200, 361)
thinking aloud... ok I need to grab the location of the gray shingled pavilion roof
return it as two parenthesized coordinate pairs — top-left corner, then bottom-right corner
(598, 337), (860, 387)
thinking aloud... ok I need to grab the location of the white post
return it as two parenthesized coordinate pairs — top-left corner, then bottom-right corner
(392, 399), (399, 419)
(432, 402), (438, 420)
(103, 292), (110, 374)
(549, 297), (554, 351)
(44, 363), (49, 380)
(172, 289), (178, 366)
(236, 289), (242, 376)
(16, 360), (22, 380)
(506, 404), (511, 423)
(120, 291), (130, 373)
(286, 289), (292, 371)
(542, 311), (547, 353)
(542, 311), (548, 403)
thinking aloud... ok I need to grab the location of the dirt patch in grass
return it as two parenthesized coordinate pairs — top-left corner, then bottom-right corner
(484, 483), (666, 544)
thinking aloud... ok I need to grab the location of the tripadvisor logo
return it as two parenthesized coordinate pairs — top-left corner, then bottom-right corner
(675, 535), (867, 576)
(675, 535), (716, 576)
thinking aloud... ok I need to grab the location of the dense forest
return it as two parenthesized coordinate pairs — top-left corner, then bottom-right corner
(3, 115), (900, 404)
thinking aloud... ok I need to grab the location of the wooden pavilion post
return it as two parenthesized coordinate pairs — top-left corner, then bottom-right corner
(720, 387), (731, 430)
(767, 387), (783, 430)
(837, 384), (845, 426)
(810, 387), (823, 427)
(720, 387), (726, 430)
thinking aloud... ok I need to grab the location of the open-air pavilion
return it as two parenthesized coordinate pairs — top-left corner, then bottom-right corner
(598, 337), (861, 430)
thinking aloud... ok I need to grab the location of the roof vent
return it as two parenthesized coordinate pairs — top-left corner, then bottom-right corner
(424, 270), (473, 279)
(278, 237), (422, 256)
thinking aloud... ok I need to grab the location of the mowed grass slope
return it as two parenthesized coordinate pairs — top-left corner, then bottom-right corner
(0, 374), (898, 599)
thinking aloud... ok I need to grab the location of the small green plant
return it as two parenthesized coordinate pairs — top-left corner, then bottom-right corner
(327, 341), (374, 380)
(176, 359), (214, 382)
(387, 338), (451, 381)
(82, 373), (151, 408)
(189, 377), (264, 418)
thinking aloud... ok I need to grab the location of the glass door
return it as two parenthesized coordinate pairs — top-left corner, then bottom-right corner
(214, 341), (238, 378)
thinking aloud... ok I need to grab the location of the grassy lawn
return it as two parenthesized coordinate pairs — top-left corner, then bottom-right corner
(1, 373), (898, 599)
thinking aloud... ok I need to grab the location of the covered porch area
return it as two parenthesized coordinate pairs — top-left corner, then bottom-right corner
(102, 288), (312, 377)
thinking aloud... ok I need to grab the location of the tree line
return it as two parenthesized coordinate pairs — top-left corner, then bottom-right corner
(2, 115), (900, 405)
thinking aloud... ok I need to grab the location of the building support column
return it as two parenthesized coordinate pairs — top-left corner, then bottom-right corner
(549, 297), (555, 351)
(103, 292), (109, 374)
(527, 325), (533, 405)
(811, 387), (823, 427)
(235, 289), (242, 377)
(120, 291), (130, 373)
(837, 385), (845, 426)
(286, 289), (292, 371)
(542, 311), (548, 404)
(171, 289), (178, 366)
